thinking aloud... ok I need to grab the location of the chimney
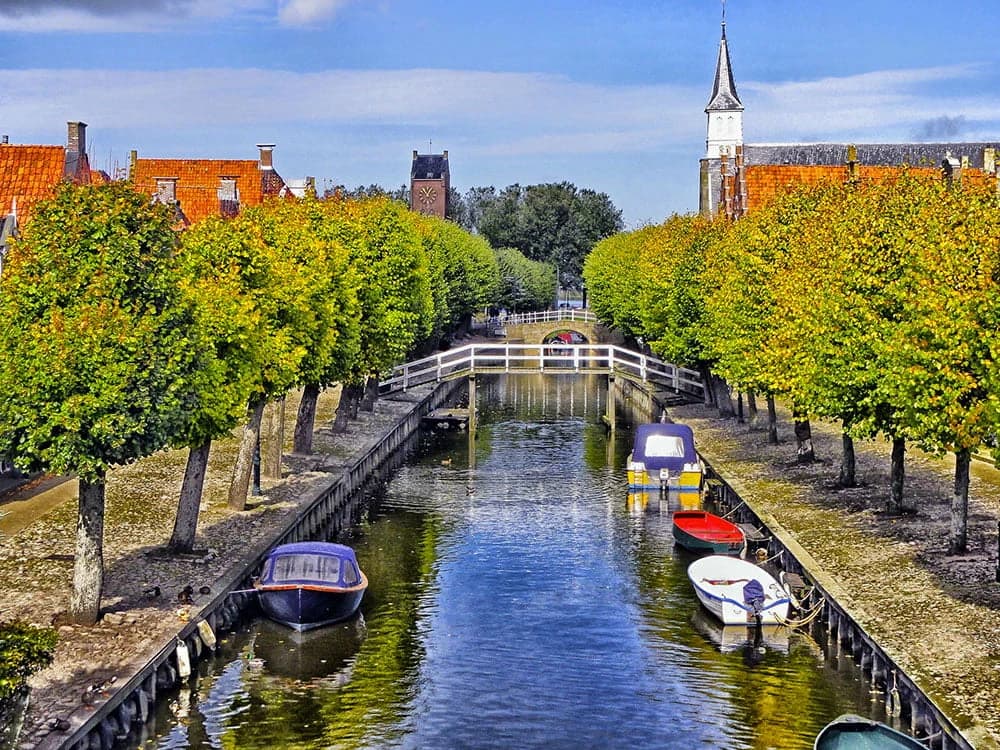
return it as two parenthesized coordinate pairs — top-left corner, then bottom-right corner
(413, 150), (418, 160)
(443, 150), (448, 160)
(942, 151), (962, 185)
(984, 147), (996, 175)
(129, 149), (138, 180)
(846, 144), (859, 183)
(257, 143), (275, 170)
(1, 135), (7, 145)
(67, 122), (87, 158)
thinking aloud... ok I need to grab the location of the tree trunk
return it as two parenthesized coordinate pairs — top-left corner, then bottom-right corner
(950, 448), (970, 554)
(348, 383), (361, 419)
(70, 475), (105, 625)
(793, 414), (815, 463)
(700, 365), (715, 407)
(229, 397), (266, 511)
(838, 432), (857, 488)
(168, 441), (211, 553)
(766, 395), (778, 445)
(360, 377), (379, 412)
(747, 391), (759, 429)
(736, 392), (745, 424)
(331, 383), (353, 434)
(888, 437), (906, 514)
(713, 375), (735, 417)
(294, 383), (320, 454)
(261, 398), (284, 479)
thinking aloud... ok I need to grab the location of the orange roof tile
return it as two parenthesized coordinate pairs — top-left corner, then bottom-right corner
(744, 164), (953, 213)
(131, 158), (285, 225)
(0, 145), (83, 224)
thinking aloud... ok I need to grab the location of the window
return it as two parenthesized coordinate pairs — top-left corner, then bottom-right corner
(645, 435), (685, 458)
(270, 554), (342, 584)
(218, 177), (240, 217)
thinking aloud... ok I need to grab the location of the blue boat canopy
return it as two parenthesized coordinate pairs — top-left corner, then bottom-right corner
(261, 542), (362, 588)
(631, 423), (698, 472)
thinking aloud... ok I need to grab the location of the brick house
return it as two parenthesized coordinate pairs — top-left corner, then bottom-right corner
(0, 121), (94, 268)
(698, 21), (1000, 219)
(129, 144), (288, 226)
(410, 150), (449, 218)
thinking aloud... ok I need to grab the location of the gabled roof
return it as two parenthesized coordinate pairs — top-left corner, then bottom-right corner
(706, 23), (742, 112)
(131, 157), (286, 225)
(0, 144), (90, 225)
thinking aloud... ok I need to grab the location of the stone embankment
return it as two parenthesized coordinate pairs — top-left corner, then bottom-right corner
(670, 401), (1000, 750)
(0, 379), (446, 749)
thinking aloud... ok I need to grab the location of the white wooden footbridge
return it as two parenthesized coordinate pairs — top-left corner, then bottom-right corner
(378, 342), (704, 401)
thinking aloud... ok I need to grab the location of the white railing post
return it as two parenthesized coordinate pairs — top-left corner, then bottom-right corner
(573, 345), (580, 372)
(673, 365), (680, 392)
(640, 355), (647, 382)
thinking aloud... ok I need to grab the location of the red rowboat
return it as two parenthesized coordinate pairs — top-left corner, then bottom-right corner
(672, 510), (745, 555)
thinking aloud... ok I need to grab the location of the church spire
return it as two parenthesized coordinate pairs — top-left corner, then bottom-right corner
(706, 16), (742, 112)
(704, 8), (744, 160)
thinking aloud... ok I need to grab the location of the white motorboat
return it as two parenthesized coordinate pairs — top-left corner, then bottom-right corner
(687, 555), (791, 625)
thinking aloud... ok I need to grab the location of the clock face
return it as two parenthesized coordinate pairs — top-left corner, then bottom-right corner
(418, 185), (438, 205)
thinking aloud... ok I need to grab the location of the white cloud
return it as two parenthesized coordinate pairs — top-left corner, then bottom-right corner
(278, 0), (354, 26)
(0, 0), (289, 31)
(0, 67), (702, 145)
(742, 64), (998, 142)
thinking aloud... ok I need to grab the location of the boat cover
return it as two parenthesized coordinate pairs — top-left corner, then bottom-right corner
(631, 423), (699, 472)
(261, 542), (362, 588)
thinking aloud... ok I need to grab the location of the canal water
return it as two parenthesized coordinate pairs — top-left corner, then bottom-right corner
(137, 375), (890, 750)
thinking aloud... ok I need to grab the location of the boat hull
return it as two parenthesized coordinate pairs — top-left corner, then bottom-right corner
(672, 510), (745, 555)
(258, 583), (366, 632)
(687, 555), (790, 625)
(814, 714), (926, 749)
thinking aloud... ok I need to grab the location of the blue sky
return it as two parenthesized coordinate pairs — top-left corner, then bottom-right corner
(2, 0), (1000, 227)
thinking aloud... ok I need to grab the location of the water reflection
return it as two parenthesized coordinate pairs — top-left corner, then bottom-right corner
(137, 374), (889, 749)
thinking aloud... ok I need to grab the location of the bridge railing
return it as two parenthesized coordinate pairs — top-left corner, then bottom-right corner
(378, 343), (703, 398)
(500, 309), (598, 326)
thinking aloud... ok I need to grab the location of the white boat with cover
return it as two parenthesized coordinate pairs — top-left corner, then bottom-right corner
(687, 555), (791, 625)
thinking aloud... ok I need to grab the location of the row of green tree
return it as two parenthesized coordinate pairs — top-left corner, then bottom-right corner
(0, 182), (550, 624)
(585, 172), (1000, 558)
(330, 181), (624, 291)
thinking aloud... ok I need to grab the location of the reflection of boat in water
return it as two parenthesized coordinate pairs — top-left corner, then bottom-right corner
(256, 542), (368, 631)
(252, 615), (367, 682)
(690, 607), (789, 654)
(627, 423), (705, 492)
(687, 555), (791, 625)
(813, 714), (927, 749)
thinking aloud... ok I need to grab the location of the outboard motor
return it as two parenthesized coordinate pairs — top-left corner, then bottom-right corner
(742, 579), (765, 625)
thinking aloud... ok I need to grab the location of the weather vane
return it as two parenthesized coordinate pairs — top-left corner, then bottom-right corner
(722, 0), (726, 25)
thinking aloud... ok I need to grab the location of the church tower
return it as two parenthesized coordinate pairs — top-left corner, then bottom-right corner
(699, 13), (745, 217)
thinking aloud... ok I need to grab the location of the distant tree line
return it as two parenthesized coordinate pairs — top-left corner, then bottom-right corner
(328, 180), (624, 295)
(585, 172), (1000, 561)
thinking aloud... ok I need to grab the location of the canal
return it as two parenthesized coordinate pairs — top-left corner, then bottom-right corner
(137, 375), (891, 749)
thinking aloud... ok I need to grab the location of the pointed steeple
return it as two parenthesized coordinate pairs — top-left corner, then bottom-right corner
(704, 13), (744, 161)
(706, 21), (742, 112)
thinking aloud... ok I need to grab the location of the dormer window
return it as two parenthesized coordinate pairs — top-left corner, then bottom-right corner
(218, 176), (240, 217)
(154, 178), (177, 204)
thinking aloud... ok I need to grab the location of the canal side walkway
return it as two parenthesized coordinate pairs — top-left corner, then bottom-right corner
(0, 380), (442, 749)
(669, 401), (1000, 749)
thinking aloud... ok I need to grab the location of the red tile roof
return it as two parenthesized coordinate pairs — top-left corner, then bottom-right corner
(0, 144), (91, 224)
(744, 164), (948, 213)
(131, 157), (286, 225)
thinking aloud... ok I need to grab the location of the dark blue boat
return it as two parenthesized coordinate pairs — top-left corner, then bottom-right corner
(256, 542), (368, 631)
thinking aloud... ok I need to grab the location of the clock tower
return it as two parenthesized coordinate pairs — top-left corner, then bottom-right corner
(410, 149), (450, 218)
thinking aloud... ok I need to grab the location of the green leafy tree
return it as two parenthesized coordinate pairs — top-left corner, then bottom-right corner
(493, 247), (556, 312)
(322, 196), (434, 423)
(478, 182), (623, 288)
(582, 227), (650, 340)
(0, 183), (201, 622)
